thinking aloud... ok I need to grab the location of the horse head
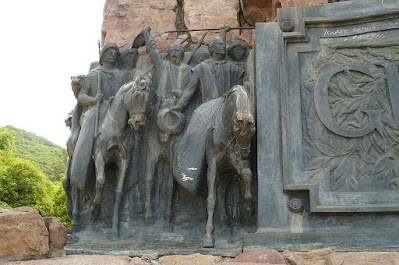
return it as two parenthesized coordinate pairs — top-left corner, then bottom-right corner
(229, 85), (256, 158)
(123, 73), (152, 131)
(71, 75), (85, 99)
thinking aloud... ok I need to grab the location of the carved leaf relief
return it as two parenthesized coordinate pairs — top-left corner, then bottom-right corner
(300, 41), (399, 191)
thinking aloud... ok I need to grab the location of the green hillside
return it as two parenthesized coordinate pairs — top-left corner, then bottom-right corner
(0, 126), (69, 226)
(2, 126), (67, 182)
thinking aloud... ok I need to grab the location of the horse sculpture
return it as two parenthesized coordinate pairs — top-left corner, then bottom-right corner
(202, 85), (255, 247)
(63, 75), (86, 233)
(91, 73), (151, 239)
(143, 97), (181, 229)
(166, 85), (256, 247)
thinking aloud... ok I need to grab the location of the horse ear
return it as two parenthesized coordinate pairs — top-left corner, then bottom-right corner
(134, 75), (140, 84)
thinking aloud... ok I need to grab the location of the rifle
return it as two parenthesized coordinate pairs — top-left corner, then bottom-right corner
(185, 32), (207, 65)
(155, 27), (255, 34)
(94, 69), (101, 138)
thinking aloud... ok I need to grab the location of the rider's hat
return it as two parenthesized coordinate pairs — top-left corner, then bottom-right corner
(157, 108), (185, 135)
(99, 43), (120, 65)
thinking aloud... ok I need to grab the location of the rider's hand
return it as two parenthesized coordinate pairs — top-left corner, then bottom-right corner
(222, 25), (231, 32)
(170, 105), (183, 112)
(142, 25), (151, 34)
(95, 94), (103, 103)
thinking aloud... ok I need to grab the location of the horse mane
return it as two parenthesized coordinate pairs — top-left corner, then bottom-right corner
(225, 85), (252, 115)
(123, 73), (151, 114)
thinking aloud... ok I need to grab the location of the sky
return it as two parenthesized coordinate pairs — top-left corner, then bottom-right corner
(0, 0), (106, 147)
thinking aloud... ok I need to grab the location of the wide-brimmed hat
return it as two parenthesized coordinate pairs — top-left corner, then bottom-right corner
(157, 108), (185, 135)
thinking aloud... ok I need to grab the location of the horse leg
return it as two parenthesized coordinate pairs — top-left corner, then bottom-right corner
(92, 150), (106, 220)
(71, 185), (80, 232)
(163, 162), (174, 232)
(63, 158), (73, 220)
(217, 175), (229, 226)
(239, 160), (253, 215)
(204, 157), (217, 248)
(144, 154), (156, 225)
(133, 184), (143, 213)
(109, 147), (128, 240)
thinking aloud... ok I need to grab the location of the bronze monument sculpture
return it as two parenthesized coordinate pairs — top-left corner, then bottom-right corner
(65, 0), (399, 254)
(65, 21), (257, 252)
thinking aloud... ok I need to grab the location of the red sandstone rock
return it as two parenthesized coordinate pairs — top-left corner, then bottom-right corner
(298, 248), (333, 261)
(183, 0), (241, 45)
(43, 217), (67, 252)
(0, 207), (49, 259)
(325, 252), (399, 265)
(102, 0), (178, 53)
(233, 250), (285, 264)
(279, 0), (328, 8)
(238, 29), (255, 47)
(159, 253), (219, 265)
(282, 250), (307, 265)
(3, 255), (148, 265)
(241, 0), (277, 25)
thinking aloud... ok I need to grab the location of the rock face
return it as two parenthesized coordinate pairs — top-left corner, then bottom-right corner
(0, 207), (49, 258)
(102, 0), (178, 52)
(101, 0), (333, 51)
(183, 0), (240, 44)
(44, 217), (68, 252)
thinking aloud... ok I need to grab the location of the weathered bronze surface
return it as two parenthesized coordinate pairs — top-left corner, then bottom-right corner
(64, 24), (256, 254)
(65, 0), (399, 253)
(251, 0), (399, 251)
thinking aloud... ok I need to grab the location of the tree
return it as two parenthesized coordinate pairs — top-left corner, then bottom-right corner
(0, 158), (55, 216)
(43, 148), (68, 182)
(0, 126), (70, 227)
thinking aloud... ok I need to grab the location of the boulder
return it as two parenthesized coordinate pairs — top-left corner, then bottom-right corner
(0, 207), (49, 259)
(282, 250), (307, 265)
(44, 217), (67, 252)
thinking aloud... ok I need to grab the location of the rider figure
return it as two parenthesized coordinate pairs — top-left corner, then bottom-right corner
(70, 43), (124, 196)
(173, 26), (244, 111)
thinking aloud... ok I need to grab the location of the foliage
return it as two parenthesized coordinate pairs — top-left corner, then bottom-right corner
(4, 125), (67, 180)
(0, 126), (70, 227)
(0, 158), (55, 216)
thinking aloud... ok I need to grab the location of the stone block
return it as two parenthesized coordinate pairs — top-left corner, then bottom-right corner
(44, 217), (67, 252)
(325, 252), (399, 265)
(233, 250), (285, 264)
(159, 253), (219, 265)
(0, 207), (49, 259)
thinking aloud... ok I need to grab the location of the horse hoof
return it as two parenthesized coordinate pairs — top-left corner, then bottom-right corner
(91, 204), (100, 220)
(108, 231), (119, 241)
(244, 201), (254, 216)
(203, 237), (215, 248)
(145, 216), (154, 225)
(220, 216), (228, 225)
(67, 233), (80, 244)
(163, 223), (173, 232)
(71, 223), (81, 233)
